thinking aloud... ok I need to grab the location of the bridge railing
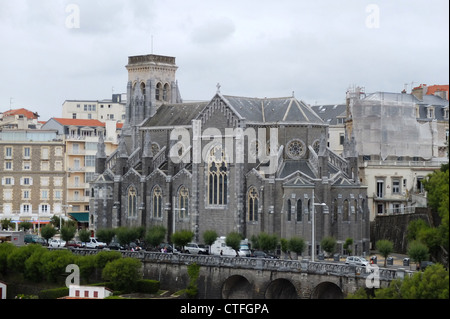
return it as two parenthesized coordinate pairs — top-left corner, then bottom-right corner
(70, 249), (412, 281)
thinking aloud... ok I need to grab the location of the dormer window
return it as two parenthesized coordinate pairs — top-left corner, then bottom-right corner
(427, 106), (435, 119)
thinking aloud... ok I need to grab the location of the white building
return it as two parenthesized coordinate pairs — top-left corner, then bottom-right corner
(68, 285), (112, 299)
(346, 87), (448, 220)
(62, 94), (126, 124)
(0, 281), (6, 299)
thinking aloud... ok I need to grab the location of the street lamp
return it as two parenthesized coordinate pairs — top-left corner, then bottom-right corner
(311, 189), (327, 262)
(170, 196), (185, 235)
(60, 204), (73, 230)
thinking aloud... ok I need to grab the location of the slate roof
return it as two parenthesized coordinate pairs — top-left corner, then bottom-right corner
(311, 104), (346, 125)
(143, 101), (209, 127)
(222, 95), (324, 124)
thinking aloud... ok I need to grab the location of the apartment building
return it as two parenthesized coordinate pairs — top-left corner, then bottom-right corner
(61, 94), (126, 123)
(41, 118), (121, 222)
(0, 108), (42, 130)
(346, 86), (449, 220)
(0, 130), (66, 230)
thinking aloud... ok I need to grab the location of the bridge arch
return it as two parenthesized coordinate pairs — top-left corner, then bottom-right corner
(221, 275), (252, 299)
(264, 278), (298, 299)
(311, 281), (344, 299)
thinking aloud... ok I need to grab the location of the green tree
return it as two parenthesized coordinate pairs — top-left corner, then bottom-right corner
(0, 243), (17, 275)
(96, 228), (116, 245)
(407, 240), (429, 270)
(24, 247), (48, 282)
(288, 237), (306, 259)
(343, 238), (353, 255)
(40, 224), (57, 244)
(145, 226), (167, 248)
(375, 264), (448, 299)
(280, 238), (289, 258)
(172, 230), (194, 251)
(78, 229), (91, 245)
(376, 239), (394, 267)
(95, 250), (122, 269)
(203, 230), (218, 254)
(7, 244), (45, 274)
(406, 219), (428, 241)
(423, 167), (449, 251)
(41, 249), (76, 282)
(75, 254), (96, 284)
(1, 219), (14, 231)
(225, 232), (242, 256)
(102, 257), (142, 292)
(186, 263), (200, 298)
(116, 227), (140, 246)
(19, 221), (33, 232)
(60, 225), (77, 242)
(321, 236), (337, 257)
(257, 232), (278, 252)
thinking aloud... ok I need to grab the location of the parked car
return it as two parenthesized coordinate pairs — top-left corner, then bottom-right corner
(250, 250), (277, 259)
(345, 256), (369, 267)
(106, 242), (125, 250)
(24, 234), (46, 246)
(184, 243), (208, 254)
(85, 238), (106, 249)
(65, 240), (82, 249)
(417, 261), (434, 271)
(49, 239), (66, 248)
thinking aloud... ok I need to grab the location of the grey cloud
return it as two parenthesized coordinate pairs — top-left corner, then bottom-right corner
(191, 17), (236, 45)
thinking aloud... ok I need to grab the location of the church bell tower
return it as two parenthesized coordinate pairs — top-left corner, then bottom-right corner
(123, 54), (182, 149)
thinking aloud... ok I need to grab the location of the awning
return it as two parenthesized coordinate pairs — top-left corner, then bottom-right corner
(69, 212), (89, 223)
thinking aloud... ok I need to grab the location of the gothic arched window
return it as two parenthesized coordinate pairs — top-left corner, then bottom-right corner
(128, 187), (137, 217)
(179, 186), (189, 219)
(247, 187), (259, 222)
(152, 186), (162, 218)
(156, 83), (162, 101)
(207, 145), (228, 206)
(343, 199), (349, 221)
(296, 199), (302, 222)
(287, 199), (292, 221)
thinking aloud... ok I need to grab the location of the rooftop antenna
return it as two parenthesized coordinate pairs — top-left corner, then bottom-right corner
(9, 97), (13, 110)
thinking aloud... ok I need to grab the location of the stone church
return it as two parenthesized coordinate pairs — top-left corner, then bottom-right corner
(90, 54), (370, 256)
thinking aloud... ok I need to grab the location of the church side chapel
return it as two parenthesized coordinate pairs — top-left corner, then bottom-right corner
(90, 54), (370, 256)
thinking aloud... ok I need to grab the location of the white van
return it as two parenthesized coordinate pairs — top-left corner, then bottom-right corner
(210, 236), (251, 257)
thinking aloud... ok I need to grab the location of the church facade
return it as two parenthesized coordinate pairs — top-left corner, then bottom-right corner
(90, 54), (370, 256)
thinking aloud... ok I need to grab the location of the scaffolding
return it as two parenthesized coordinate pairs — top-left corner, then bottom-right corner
(350, 91), (436, 160)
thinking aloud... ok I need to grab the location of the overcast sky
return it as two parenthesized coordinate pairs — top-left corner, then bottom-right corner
(0, 0), (448, 121)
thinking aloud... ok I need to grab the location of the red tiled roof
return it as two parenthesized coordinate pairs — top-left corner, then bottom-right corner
(2, 108), (39, 119)
(50, 118), (107, 127)
(425, 85), (449, 96)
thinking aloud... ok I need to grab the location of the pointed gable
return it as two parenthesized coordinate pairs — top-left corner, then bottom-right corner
(282, 171), (314, 188)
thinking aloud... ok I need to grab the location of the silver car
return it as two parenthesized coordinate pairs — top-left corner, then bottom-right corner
(49, 239), (66, 248)
(345, 256), (369, 267)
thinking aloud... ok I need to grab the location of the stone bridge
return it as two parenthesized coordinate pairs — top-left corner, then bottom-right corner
(74, 250), (412, 299)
